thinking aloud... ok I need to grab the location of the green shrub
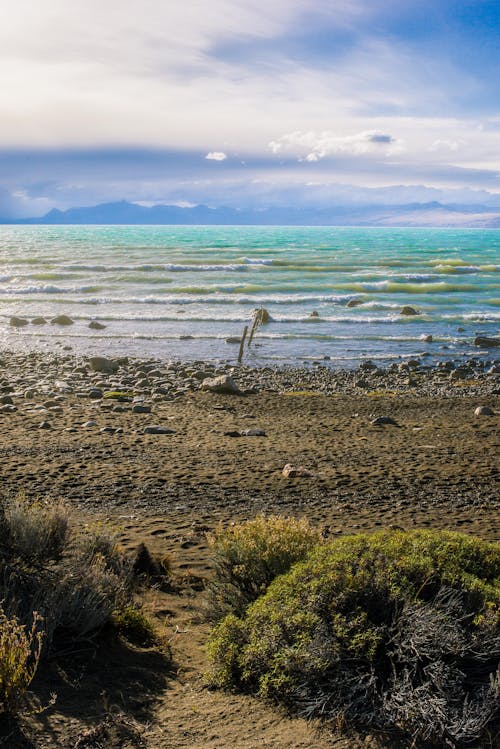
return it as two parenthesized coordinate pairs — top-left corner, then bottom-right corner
(0, 608), (43, 715)
(208, 529), (500, 747)
(1, 493), (71, 563)
(206, 515), (321, 620)
(111, 605), (157, 647)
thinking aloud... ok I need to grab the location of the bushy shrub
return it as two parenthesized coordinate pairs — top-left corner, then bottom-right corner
(111, 605), (157, 647)
(0, 493), (71, 563)
(208, 529), (499, 747)
(206, 515), (321, 620)
(0, 608), (43, 715)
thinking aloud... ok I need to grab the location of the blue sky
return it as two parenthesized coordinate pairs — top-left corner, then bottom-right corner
(1, 0), (500, 216)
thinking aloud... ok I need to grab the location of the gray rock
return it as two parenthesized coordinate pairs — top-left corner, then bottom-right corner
(474, 406), (494, 416)
(88, 321), (106, 330)
(88, 388), (103, 399)
(240, 428), (266, 436)
(0, 404), (17, 413)
(371, 416), (399, 426)
(201, 374), (242, 395)
(143, 425), (176, 435)
(132, 404), (151, 413)
(89, 356), (119, 374)
(39, 421), (52, 429)
(50, 315), (74, 325)
(346, 299), (363, 308)
(83, 420), (97, 428)
(0, 395), (13, 405)
(31, 317), (47, 325)
(420, 334), (433, 342)
(400, 306), (419, 316)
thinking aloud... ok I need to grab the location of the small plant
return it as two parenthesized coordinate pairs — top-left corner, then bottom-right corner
(208, 529), (500, 747)
(1, 493), (71, 563)
(103, 391), (133, 401)
(206, 514), (321, 620)
(111, 605), (157, 647)
(0, 608), (43, 715)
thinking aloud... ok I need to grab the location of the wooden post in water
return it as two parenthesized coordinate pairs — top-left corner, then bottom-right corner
(238, 325), (248, 364)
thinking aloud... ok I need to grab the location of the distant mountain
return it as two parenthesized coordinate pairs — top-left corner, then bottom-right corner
(4, 199), (500, 227)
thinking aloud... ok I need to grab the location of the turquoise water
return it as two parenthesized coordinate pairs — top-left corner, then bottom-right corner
(0, 225), (499, 366)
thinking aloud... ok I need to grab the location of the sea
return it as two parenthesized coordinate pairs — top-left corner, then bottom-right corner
(0, 225), (499, 368)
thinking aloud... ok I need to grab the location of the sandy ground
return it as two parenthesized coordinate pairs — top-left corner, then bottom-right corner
(1, 387), (498, 748)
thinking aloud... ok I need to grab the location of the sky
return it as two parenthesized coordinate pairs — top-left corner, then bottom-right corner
(1, 0), (500, 217)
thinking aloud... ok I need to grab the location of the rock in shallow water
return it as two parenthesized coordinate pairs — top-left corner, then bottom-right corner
(50, 315), (74, 326)
(9, 316), (29, 328)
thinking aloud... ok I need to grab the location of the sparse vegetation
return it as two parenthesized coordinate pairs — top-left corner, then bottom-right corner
(208, 528), (500, 747)
(0, 495), (133, 645)
(0, 608), (43, 715)
(206, 514), (322, 620)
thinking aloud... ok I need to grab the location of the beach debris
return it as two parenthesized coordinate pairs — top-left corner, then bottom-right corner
(238, 326), (248, 363)
(420, 334), (433, 342)
(9, 316), (29, 327)
(143, 425), (176, 434)
(474, 335), (500, 348)
(282, 463), (313, 478)
(474, 405), (494, 416)
(248, 307), (270, 347)
(31, 317), (47, 325)
(347, 299), (363, 308)
(224, 428), (266, 437)
(370, 416), (399, 426)
(50, 314), (74, 325)
(201, 374), (242, 395)
(400, 306), (419, 316)
(88, 320), (106, 330)
(89, 356), (120, 374)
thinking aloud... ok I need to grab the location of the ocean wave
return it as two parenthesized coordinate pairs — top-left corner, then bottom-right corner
(337, 281), (481, 293)
(0, 284), (103, 295)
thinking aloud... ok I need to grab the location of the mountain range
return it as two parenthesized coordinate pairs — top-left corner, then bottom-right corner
(3, 200), (500, 227)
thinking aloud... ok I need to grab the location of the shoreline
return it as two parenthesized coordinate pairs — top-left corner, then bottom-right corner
(0, 348), (497, 537)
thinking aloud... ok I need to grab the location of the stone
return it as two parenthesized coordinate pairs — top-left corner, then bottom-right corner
(83, 420), (97, 428)
(143, 425), (176, 435)
(346, 299), (363, 308)
(282, 463), (313, 478)
(474, 406), (494, 416)
(201, 374), (242, 395)
(370, 416), (399, 426)
(100, 426), (116, 433)
(88, 321), (106, 330)
(420, 334), (433, 342)
(132, 404), (151, 413)
(0, 395), (13, 405)
(225, 337), (241, 344)
(88, 388), (103, 399)
(400, 306), (419, 316)
(0, 404), (17, 413)
(31, 317), (47, 325)
(50, 315), (74, 325)
(474, 336), (500, 348)
(240, 428), (266, 436)
(309, 310), (320, 317)
(9, 316), (29, 327)
(39, 421), (52, 429)
(89, 356), (119, 374)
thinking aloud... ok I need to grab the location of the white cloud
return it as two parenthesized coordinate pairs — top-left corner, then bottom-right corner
(205, 152), (227, 161)
(269, 130), (403, 160)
